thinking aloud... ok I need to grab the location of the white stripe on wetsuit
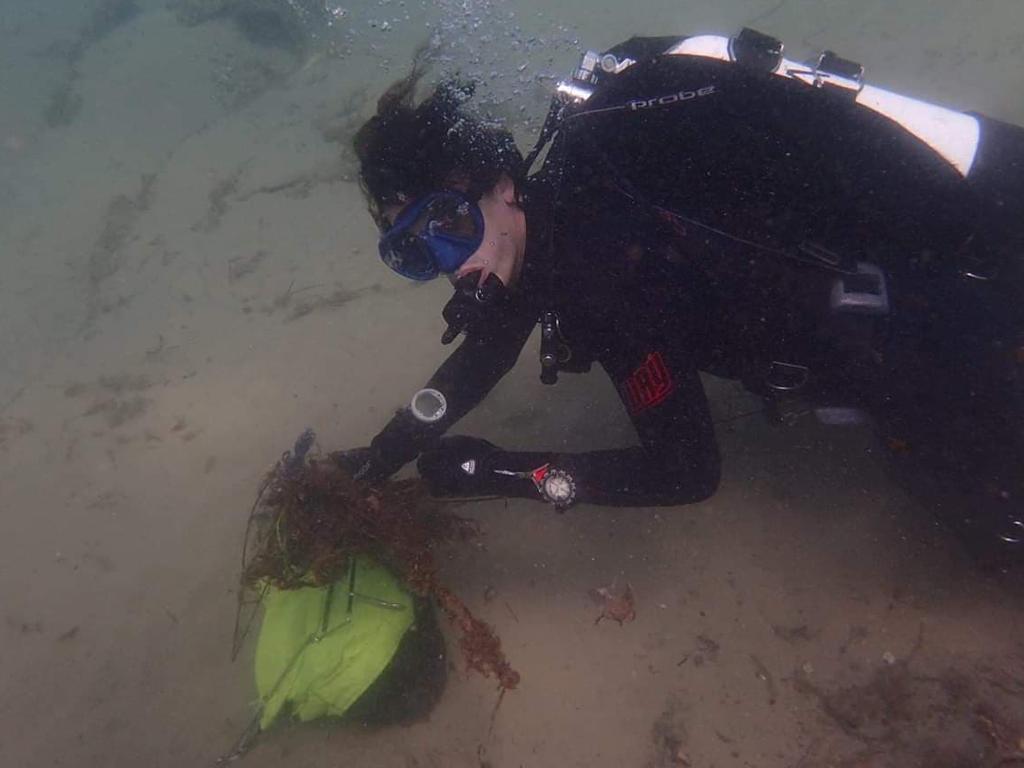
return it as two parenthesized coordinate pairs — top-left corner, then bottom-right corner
(665, 35), (981, 177)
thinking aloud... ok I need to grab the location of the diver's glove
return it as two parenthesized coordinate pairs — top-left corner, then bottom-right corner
(330, 445), (392, 483)
(417, 436), (577, 510)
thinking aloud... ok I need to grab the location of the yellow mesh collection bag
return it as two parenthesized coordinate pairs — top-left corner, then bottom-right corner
(254, 555), (414, 729)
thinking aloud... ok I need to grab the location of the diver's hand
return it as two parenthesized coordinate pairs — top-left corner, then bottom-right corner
(417, 436), (550, 500)
(330, 446), (390, 482)
(417, 436), (504, 496)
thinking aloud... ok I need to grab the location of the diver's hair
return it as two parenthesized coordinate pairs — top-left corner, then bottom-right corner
(353, 46), (523, 224)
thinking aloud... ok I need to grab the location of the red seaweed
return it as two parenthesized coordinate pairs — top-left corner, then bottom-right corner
(238, 448), (518, 690)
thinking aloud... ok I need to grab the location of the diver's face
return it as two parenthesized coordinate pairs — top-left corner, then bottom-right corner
(455, 175), (527, 288)
(382, 174), (527, 288)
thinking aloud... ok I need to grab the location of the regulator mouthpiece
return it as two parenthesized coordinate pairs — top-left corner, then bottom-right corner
(410, 388), (448, 423)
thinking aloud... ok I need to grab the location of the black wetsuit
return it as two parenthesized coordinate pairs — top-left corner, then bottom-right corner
(364, 36), (1024, 546)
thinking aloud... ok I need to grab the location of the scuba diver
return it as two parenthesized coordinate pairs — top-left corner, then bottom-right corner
(337, 30), (1024, 560)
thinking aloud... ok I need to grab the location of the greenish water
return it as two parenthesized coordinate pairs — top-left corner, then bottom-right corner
(0, 2), (1022, 766)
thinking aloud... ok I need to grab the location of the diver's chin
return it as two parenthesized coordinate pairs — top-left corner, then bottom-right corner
(454, 267), (509, 289)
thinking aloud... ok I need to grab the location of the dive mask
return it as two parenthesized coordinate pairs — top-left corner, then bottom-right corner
(378, 191), (484, 280)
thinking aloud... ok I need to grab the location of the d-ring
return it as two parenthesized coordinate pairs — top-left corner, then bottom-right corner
(997, 519), (1024, 545)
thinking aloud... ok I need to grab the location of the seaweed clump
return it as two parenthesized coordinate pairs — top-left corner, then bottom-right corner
(238, 429), (519, 691)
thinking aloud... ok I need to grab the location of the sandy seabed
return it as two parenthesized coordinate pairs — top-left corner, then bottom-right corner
(1, 1), (1023, 766)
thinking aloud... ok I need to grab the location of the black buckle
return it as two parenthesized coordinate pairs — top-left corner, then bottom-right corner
(818, 51), (864, 83)
(815, 50), (864, 94)
(440, 272), (506, 345)
(539, 311), (570, 385)
(766, 361), (809, 393)
(731, 28), (784, 73)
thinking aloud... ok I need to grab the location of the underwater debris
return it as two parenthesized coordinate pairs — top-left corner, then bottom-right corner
(649, 699), (690, 767)
(589, 581), (636, 626)
(794, 657), (1024, 766)
(227, 250), (267, 282)
(237, 430), (519, 690)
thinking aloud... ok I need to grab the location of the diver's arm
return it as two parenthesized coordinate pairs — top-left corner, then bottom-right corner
(575, 347), (721, 505)
(417, 275), (721, 508)
(416, 342), (720, 507)
(362, 308), (537, 478)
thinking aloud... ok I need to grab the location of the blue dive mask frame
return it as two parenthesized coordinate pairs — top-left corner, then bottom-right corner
(377, 191), (485, 281)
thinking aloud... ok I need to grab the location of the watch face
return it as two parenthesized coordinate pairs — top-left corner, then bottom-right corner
(543, 471), (575, 503)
